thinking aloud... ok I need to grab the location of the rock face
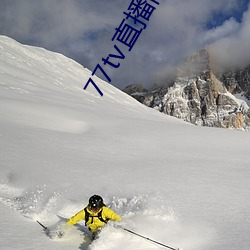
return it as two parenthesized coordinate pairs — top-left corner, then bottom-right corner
(218, 66), (250, 100)
(123, 84), (147, 103)
(124, 49), (250, 130)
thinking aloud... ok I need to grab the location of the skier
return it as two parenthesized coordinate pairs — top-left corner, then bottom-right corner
(66, 194), (121, 239)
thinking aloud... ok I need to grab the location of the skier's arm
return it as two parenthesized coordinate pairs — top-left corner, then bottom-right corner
(104, 207), (122, 222)
(67, 209), (85, 225)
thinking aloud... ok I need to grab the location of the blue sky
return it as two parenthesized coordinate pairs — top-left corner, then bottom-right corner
(206, 0), (249, 28)
(0, 0), (249, 89)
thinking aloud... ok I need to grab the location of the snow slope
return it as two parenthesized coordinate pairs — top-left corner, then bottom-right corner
(0, 35), (250, 250)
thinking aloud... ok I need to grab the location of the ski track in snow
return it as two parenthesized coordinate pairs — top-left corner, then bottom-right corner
(0, 99), (91, 134)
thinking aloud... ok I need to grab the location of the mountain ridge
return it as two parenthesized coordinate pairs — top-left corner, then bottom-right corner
(123, 48), (250, 130)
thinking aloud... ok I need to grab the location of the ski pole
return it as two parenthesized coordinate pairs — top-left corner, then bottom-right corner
(122, 227), (180, 250)
(37, 220), (48, 231)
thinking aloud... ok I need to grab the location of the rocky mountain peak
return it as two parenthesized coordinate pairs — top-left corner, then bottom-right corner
(123, 49), (250, 130)
(177, 49), (210, 78)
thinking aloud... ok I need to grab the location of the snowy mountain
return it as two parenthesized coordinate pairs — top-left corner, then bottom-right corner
(0, 36), (250, 250)
(124, 49), (250, 130)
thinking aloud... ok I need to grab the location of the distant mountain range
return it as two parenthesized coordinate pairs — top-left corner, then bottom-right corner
(123, 49), (250, 130)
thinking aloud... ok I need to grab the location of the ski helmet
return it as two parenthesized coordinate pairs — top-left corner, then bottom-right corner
(89, 195), (104, 210)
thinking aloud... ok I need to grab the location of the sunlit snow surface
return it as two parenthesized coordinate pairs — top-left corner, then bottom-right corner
(0, 36), (250, 250)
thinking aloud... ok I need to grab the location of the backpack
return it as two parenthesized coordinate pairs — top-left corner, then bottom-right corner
(84, 206), (109, 226)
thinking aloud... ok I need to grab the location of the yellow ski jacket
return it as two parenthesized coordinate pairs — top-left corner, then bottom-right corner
(67, 206), (121, 233)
